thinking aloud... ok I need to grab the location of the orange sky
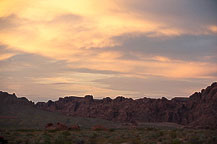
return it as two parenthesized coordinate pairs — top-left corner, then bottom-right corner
(0, 0), (217, 101)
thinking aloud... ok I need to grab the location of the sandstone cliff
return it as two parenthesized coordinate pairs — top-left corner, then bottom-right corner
(1, 83), (216, 129)
(35, 82), (217, 129)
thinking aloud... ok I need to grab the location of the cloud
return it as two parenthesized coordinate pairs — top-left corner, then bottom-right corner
(95, 75), (215, 99)
(0, 45), (17, 61)
(209, 25), (217, 33)
(117, 0), (217, 33)
(111, 33), (217, 62)
(0, 0), (216, 63)
(0, 53), (128, 101)
(66, 68), (121, 75)
(0, 15), (19, 30)
(0, 0), (216, 100)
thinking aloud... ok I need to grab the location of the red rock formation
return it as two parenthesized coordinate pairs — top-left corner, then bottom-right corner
(35, 82), (217, 129)
(1, 82), (216, 129)
(69, 124), (80, 131)
(56, 122), (68, 130)
(45, 123), (56, 130)
(45, 122), (69, 130)
(92, 125), (108, 131)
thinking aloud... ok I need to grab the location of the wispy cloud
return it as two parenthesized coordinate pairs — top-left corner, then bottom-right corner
(0, 0), (216, 100)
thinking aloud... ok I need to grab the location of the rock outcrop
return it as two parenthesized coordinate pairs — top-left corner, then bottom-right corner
(1, 83), (217, 129)
(0, 91), (34, 106)
(45, 122), (69, 131)
(35, 82), (217, 129)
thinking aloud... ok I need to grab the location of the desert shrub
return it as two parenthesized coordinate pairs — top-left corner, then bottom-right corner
(170, 139), (181, 144)
(54, 135), (71, 144)
(54, 135), (63, 144)
(62, 131), (71, 137)
(43, 135), (51, 144)
(148, 131), (164, 139)
(26, 133), (34, 137)
(170, 131), (177, 139)
(130, 137), (143, 144)
(211, 136), (217, 142)
(15, 139), (23, 144)
(16, 129), (36, 132)
(147, 142), (157, 144)
(207, 135), (217, 144)
(107, 137), (126, 144)
(88, 137), (97, 144)
(136, 127), (146, 131)
(73, 138), (85, 144)
(90, 132), (98, 139)
(158, 131), (164, 137)
(147, 127), (157, 131)
(109, 128), (115, 132)
(188, 136), (204, 144)
(47, 129), (59, 133)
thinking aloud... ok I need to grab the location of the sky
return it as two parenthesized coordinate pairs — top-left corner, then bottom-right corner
(0, 0), (217, 102)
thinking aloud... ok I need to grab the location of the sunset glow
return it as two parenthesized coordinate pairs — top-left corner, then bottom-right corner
(0, 0), (217, 101)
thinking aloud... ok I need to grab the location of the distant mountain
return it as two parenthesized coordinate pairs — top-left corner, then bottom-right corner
(1, 82), (217, 129)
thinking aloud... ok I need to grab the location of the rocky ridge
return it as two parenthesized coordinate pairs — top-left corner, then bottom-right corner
(0, 91), (34, 106)
(1, 82), (217, 129)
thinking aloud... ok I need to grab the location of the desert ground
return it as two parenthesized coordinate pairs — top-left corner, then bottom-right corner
(1, 124), (217, 144)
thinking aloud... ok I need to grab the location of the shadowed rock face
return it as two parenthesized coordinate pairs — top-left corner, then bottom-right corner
(34, 82), (217, 129)
(0, 91), (34, 106)
(1, 83), (217, 129)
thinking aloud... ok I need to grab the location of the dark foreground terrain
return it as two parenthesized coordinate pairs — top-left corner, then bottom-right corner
(1, 127), (217, 144)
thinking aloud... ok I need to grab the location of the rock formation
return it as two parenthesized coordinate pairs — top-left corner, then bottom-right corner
(1, 82), (217, 129)
(35, 82), (217, 129)
(45, 122), (70, 131)
(0, 91), (34, 106)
